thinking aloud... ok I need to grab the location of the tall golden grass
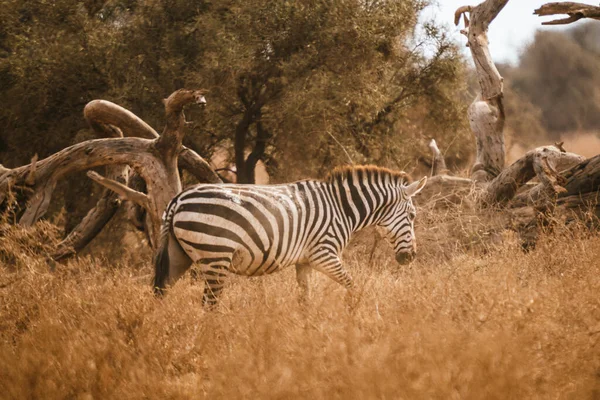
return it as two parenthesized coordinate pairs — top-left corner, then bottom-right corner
(1, 218), (600, 399)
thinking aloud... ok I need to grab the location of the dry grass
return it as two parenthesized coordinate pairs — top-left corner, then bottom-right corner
(1, 218), (600, 399)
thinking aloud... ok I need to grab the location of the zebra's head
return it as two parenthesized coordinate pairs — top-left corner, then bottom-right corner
(378, 176), (427, 265)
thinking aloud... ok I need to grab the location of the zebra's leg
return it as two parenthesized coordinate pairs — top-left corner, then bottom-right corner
(154, 231), (193, 295)
(167, 233), (193, 284)
(309, 255), (357, 308)
(309, 255), (353, 290)
(201, 262), (230, 307)
(295, 263), (312, 302)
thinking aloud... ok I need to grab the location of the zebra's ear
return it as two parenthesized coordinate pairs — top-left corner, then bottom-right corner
(404, 176), (427, 198)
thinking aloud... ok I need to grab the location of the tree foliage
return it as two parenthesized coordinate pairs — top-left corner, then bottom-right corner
(506, 22), (600, 137)
(0, 0), (469, 183)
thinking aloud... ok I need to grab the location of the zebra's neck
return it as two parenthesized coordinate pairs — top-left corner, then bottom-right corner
(326, 171), (401, 237)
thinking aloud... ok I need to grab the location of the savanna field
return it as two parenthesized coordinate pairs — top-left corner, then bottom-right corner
(2, 214), (600, 399)
(4, 0), (600, 398)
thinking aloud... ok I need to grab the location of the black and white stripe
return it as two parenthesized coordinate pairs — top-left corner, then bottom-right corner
(154, 165), (427, 304)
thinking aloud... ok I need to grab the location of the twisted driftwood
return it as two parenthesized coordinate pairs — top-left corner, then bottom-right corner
(534, 2), (600, 25)
(0, 89), (222, 258)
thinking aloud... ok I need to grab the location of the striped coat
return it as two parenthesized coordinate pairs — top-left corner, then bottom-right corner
(154, 165), (427, 305)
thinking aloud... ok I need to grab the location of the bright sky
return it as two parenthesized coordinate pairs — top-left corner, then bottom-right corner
(424, 0), (598, 64)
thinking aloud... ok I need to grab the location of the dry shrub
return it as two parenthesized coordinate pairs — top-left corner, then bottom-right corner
(1, 218), (600, 399)
(0, 221), (61, 272)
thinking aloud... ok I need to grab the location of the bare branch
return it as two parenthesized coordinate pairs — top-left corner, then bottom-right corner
(533, 154), (568, 198)
(415, 174), (474, 208)
(84, 100), (158, 139)
(25, 154), (38, 186)
(179, 148), (222, 184)
(428, 139), (449, 176)
(124, 173), (148, 232)
(2, 89), (219, 253)
(562, 153), (600, 195)
(153, 89), (211, 193)
(163, 89), (207, 119)
(0, 137), (160, 227)
(534, 2), (600, 25)
(157, 89), (208, 154)
(455, 0), (508, 100)
(454, 5), (472, 26)
(52, 165), (127, 261)
(87, 171), (150, 212)
(83, 94), (220, 184)
(19, 180), (57, 227)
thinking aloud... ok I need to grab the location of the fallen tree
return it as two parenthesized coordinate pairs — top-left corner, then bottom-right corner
(0, 89), (222, 259)
(418, 0), (600, 247)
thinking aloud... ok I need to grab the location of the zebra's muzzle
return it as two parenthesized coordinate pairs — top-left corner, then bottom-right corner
(395, 251), (415, 265)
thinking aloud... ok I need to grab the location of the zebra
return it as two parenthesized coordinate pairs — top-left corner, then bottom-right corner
(153, 165), (427, 305)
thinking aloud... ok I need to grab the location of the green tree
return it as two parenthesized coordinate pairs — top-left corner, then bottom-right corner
(0, 0), (469, 184)
(508, 26), (600, 136)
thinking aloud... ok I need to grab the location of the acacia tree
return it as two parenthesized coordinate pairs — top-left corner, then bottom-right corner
(191, 0), (471, 182)
(1, 0), (471, 189)
(507, 29), (600, 135)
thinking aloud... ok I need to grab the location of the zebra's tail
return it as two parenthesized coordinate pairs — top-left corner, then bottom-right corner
(153, 204), (176, 296)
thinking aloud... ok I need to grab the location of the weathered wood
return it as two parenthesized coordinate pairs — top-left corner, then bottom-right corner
(84, 100), (158, 139)
(19, 154), (57, 227)
(420, 0), (600, 248)
(53, 105), (131, 261)
(0, 88), (221, 254)
(428, 139), (449, 176)
(483, 146), (584, 206)
(1, 138), (180, 247)
(2, 138), (150, 225)
(18, 180), (57, 226)
(84, 96), (220, 184)
(455, 0), (508, 182)
(561, 155), (600, 196)
(156, 89), (207, 163)
(87, 171), (151, 211)
(0, 137), (187, 246)
(124, 173), (148, 232)
(52, 165), (126, 261)
(24, 154), (38, 186)
(179, 147), (222, 184)
(534, 2), (600, 25)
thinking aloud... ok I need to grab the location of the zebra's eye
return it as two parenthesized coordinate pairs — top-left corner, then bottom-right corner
(408, 211), (416, 220)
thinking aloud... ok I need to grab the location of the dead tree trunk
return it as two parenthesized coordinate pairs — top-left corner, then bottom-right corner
(428, 139), (448, 177)
(52, 166), (126, 261)
(0, 89), (222, 257)
(455, 0), (508, 182)
(54, 109), (130, 260)
(482, 146), (584, 206)
(414, 0), (600, 247)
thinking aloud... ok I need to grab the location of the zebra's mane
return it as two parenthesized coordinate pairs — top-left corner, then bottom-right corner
(324, 165), (412, 185)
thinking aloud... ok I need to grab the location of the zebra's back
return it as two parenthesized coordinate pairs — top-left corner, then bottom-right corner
(169, 181), (331, 276)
